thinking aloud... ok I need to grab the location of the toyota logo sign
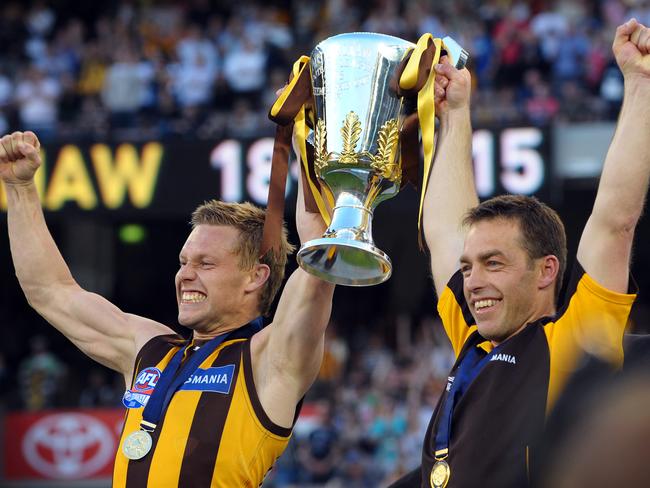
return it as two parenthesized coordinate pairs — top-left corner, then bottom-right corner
(22, 413), (116, 479)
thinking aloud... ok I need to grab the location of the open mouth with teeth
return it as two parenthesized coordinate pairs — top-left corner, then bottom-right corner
(181, 291), (207, 303)
(473, 299), (501, 313)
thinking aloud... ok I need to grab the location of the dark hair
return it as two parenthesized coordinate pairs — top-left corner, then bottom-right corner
(191, 200), (295, 316)
(463, 195), (567, 301)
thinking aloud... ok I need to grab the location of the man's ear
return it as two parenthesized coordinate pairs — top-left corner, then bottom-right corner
(538, 255), (560, 290)
(245, 263), (271, 293)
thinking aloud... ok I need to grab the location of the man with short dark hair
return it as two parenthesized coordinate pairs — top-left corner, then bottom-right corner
(393, 18), (649, 488)
(0, 130), (334, 486)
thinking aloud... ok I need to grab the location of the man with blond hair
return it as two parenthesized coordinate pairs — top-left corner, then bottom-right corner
(0, 130), (334, 486)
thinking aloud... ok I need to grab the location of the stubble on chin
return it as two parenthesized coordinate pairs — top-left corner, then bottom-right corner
(476, 322), (503, 343)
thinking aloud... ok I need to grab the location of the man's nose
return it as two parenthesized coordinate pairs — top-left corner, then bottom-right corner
(178, 263), (197, 281)
(464, 266), (486, 291)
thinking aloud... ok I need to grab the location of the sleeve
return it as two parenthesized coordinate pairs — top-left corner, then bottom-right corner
(436, 270), (478, 357)
(543, 261), (637, 411)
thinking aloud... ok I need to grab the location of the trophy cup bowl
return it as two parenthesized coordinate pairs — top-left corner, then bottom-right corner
(296, 33), (415, 286)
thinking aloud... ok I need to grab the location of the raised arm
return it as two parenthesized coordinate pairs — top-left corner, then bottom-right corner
(423, 60), (477, 295)
(577, 19), (650, 293)
(1, 131), (173, 384)
(252, 169), (334, 424)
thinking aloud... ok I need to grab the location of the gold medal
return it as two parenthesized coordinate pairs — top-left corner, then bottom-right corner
(122, 430), (153, 460)
(430, 460), (451, 488)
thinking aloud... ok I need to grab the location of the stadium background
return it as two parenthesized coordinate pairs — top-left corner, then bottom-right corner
(0, 0), (649, 486)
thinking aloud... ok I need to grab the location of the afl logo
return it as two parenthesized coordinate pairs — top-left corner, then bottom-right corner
(133, 367), (162, 394)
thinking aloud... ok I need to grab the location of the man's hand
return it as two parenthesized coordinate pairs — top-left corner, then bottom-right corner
(0, 131), (42, 186)
(0, 132), (41, 185)
(613, 18), (650, 79)
(434, 56), (472, 117)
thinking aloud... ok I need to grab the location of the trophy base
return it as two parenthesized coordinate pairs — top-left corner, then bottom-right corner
(297, 237), (392, 286)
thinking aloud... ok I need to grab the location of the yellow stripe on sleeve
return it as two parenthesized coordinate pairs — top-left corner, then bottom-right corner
(437, 285), (477, 357)
(543, 273), (636, 413)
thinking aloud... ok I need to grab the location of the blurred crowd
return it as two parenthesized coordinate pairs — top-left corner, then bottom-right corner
(0, 0), (647, 142)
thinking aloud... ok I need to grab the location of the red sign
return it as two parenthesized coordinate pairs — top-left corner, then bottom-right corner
(3, 408), (125, 481)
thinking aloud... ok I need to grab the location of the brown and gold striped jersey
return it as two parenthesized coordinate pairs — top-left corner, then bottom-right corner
(113, 336), (295, 487)
(421, 262), (637, 488)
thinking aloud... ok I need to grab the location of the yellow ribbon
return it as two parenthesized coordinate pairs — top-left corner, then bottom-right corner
(400, 34), (443, 240)
(292, 57), (332, 225)
(269, 55), (309, 119)
(272, 56), (332, 225)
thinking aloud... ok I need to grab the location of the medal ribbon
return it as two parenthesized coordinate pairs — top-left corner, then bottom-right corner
(434, 343), (501, 459)
(139, 317), (264, 433)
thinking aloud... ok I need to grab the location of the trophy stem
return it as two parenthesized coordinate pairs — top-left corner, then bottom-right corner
(297, 193), (392, 286)
(326, 200), (372, 241)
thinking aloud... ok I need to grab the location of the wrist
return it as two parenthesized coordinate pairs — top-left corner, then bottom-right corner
(3, 179), (37, 190)
(3, 179), (39, 202)
(623, 74), (650, 98)
(439, 106), (471, 133)
(621, 81), (650, 118)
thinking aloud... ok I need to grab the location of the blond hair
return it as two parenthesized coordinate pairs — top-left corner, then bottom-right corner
(191, 200), (295, 315)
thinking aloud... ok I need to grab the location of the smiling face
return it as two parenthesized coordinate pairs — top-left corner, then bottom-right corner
(460, 218), (551, 344)
(175, 225), (252, 334)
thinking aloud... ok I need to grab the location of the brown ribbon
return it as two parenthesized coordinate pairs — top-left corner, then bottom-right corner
(400, 112), (421, 189)
(260, 124), (292, 258)
(390, 41), (436, 98)
(261, 64), (320, 258)
(268, 64), (312, 126)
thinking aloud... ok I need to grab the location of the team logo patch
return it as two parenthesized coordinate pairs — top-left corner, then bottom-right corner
(490, 353), (517, 364)
(122, 367), (162, 409)
(180, 365), (235, 394)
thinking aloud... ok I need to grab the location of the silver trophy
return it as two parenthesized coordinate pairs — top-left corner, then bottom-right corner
(297, 33), (466, 286)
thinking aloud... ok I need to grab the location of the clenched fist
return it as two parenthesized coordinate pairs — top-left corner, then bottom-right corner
(613, 18), (650, 79)
(433, 55), (472, 116)
(0, 131), (42, 186)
